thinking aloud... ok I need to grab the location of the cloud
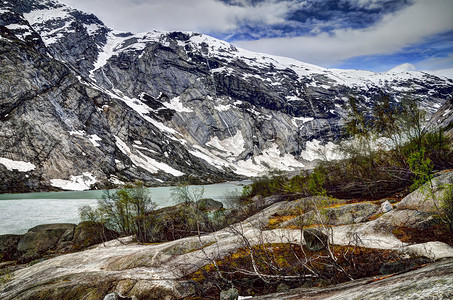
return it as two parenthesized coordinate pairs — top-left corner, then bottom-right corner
(60, 0), (304, 33)
(415, 53), (453, 71)
(59, 0), (453, 71)
(233, 0), (453, 66)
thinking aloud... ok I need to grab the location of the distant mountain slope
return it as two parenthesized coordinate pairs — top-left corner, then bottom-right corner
(1, 0), (452, 192)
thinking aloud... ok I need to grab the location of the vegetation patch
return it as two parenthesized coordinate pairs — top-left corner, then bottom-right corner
(266, 215), (298, 229)
(392, 224), (453, 246)
(184, 243), (426, 298)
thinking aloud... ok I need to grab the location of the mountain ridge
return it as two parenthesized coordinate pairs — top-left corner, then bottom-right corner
(1, 0), (452, 192)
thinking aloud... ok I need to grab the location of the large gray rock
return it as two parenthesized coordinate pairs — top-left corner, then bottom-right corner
(103, 292), (136, 300)
(378, 209), (439, 230)
(252, 258), (453, 300)
(196, 198), (223, 211)
(220, 288), (239, 300)
(397, 170), (453, 214)
(281, 202), (380, 228)
(381, 200), (393, 213)
(16, 223), (76, 262)
(72, 221), (119, 250)
(304, 228), (328, 251)
(0, 234), (22, 261)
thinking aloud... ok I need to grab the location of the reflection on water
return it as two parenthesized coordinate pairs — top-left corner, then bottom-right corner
(0, 182), (246, 235)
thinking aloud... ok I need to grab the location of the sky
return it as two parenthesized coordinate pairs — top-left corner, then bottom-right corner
(59, 0), (453, 73)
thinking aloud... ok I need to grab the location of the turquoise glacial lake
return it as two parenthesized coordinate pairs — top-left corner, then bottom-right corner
(0, 182), (246, 235)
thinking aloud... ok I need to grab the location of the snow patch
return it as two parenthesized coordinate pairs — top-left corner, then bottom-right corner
(215, 104), (231, 112)
(206, 131), (245, 157)
(163, 96), (193, 113)
(115, 136), (184, 176)
(293, 116), (314, 126)
(5, 24), (29, 30)
(109, 175), (124, 185)
(300, 139), (343, 161)
(23, 6), (74, 45)
(83, 23), (101, 35)
(91, 31), (129, 74)
(88, 134), (102, 147)
(188, 146), (228, 170)
(69, 130), (85, 136)
(286, 95), (300, 101)
(107, 90), (177, 135)
(0, 157), (36, 172)
(50, 172), (96, 191)
(236, 144), (305, 177)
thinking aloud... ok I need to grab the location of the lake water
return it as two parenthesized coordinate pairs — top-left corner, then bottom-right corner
(0, 182), (246, 235)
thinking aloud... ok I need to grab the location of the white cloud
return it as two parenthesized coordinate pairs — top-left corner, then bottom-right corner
(59, 0), (453, 71)
(60, 0), (305, 33)
(414, 53), (453, 71)
(233, 0), (453, 67)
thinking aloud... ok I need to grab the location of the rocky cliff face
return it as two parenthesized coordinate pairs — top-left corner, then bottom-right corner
(1, 0), (453, 192)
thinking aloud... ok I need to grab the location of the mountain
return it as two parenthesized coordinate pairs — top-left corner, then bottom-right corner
(1, 0), (453, 192)
(387, 63), (416, 73)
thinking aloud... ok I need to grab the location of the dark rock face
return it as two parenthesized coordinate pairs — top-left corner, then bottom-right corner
(0, 221), (119, 263)
(303, 228), (328, 251)
(196, 198), (224, 211)
(0, 0), (452, 191)
(16, 223), (76, 262)
(0, 234), (22, 261)
(427, 97), (453, 137)
(72, 221), (119, 250)
(220, 288), (239, 300)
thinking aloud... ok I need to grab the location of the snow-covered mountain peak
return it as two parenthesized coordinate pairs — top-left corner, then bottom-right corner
(387, 63), (417, 73)
(1, 0), (452, 191)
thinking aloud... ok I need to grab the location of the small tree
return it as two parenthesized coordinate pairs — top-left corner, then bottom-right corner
(441, 184), (453, 232)
(408, 149), (453, 232)
(407, 148), (433, 191)
(171, 184), (205, 205)
(80, 181), (157, 242)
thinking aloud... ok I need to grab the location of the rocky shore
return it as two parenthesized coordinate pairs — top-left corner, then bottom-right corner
(1, 171), (452, 299)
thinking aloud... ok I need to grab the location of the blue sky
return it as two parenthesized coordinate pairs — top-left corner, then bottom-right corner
(61, 0), (453, 73)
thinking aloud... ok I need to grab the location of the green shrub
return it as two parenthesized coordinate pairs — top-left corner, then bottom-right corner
(441, 184), (453, 232)
(407, 148), (433, 191)
(247, 173), (287, 198)
(79, 181), (157, 243)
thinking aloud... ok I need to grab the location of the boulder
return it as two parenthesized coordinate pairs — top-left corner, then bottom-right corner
(277, 283), (290, 292)
(304, 229), (328, 251)
(0, 234), (22, 261)
(196, 198), (223, 211)
(379, 257), (431, 275)
(381, 200), (393, 213)
(16, 223), (76, 262)
(397, 170), (453, 214)
(402, 241), (453, 260)
(378, 209), (439, 230)
(103, 293), (136, 300)
(220, 288), (239, 300)
(281, 202), (380, 228)
(73, 221), (119, 250)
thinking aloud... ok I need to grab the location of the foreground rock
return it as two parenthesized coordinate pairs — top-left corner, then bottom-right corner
(253, 258), (453, 300)
(0, 235), (21, 262)
(16, 223), (76, 262)
(397, 170), (453, 214)
(1, 173), (453, 299)
(0, 222), (117, 264)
